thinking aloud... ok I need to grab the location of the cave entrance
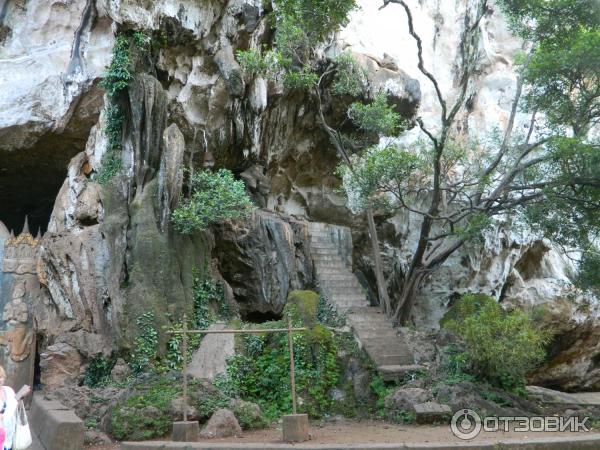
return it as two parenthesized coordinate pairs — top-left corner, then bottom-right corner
(0, 133), (83, 235)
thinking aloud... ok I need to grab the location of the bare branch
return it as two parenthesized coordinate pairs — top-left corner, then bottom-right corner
(385, 0), (448, 121)
(480, 52), (532, 181)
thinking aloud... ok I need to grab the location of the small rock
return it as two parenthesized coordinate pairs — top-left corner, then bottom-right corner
(413, 401), (452, 424)
(384, 387), (430, 412)
(200, 408), (242, 438)
(84, 429), (112, 445)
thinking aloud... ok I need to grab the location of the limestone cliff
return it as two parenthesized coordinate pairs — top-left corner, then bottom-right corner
(0, 0), (597, 391)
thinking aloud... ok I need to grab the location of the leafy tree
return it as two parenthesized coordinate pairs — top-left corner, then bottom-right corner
(171, 169), (254, 233)
(339, 0), (600, 323)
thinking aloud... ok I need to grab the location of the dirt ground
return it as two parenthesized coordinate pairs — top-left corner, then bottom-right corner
(85, 419), (600, 448)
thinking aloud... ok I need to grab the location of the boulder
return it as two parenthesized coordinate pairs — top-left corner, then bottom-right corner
(384, 387), (430, 413)
(200, 408), (242, 438)
(188, 323), (235, 381)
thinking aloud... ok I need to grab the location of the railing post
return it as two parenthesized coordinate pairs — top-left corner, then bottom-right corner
(287, 314), (297, 414)
(182, 313), (188, 422)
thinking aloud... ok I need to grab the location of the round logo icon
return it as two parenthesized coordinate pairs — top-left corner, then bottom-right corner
(451, 409), (482, 440)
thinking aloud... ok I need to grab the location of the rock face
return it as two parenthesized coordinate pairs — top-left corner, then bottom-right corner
(0, 0), (595, 394)
(214, 212), (314, 318)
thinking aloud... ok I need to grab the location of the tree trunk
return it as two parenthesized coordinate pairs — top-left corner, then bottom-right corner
(366, 208), (391, 315)
(394, 270), (425, 325)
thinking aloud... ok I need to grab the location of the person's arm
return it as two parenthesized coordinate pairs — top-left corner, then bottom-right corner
(14, 385), (30, 401)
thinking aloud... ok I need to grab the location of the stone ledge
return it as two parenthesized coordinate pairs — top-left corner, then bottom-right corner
(30, 393), (84, 450)
(121, 434), (600, 449)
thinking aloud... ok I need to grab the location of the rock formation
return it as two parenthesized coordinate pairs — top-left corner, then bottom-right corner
(0, 0), (596, 392)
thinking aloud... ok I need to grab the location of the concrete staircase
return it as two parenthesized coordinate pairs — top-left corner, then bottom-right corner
(308, 222), (420, 381)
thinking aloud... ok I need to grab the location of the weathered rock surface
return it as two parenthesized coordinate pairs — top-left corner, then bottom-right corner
(0, 0), (596, 395)
(188, 322), (235, 381)
(385, 387), (431, 414)
(200, 408), (242, 439)
(214, 211), (314, 317)
(39, 343), (83, 390)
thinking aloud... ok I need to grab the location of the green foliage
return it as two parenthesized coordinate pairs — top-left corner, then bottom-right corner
(332, 52), (365, 96)
(231, 401), (269, 429)
(496, 0), (600, 43)
(282, 67), (319, 89)
(369, 374), (394, 418)
(337, 144), (424, 213)
(100, 35), (133, 99)
(84, 417), (98, 429)
(162, 320), (201, 372)
(217, 318), (340, 419)
(95, 153), (123, 185)
(442, 294), (552, 392)
(436, 345), (476, 386)
(455, 213), (493, 243)
(578, 252), (600, 294)
(236, 48), (286, 78)
(110, 377), (180, 440)
(172, 169), (254, 233)
(82, 355), (116, 387)
(236, 0), (357, 91)
(524, 30), (600, 134)
(193, 272), (229, 327)
(348, 93), (404, 136)
(132, 31), (151, 53)
(316, 295), (346, 327)
(286, 290), (319, 326)
(96, 33), (133, 185)
(272, 0), (357, 65)
(274, 0), (358, 44)
(129, 312), (160, 375)
(390, 409), (416, 424)
(163, 274), (229, 371)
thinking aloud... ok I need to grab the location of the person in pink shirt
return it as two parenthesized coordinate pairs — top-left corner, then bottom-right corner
(0, 367), (30, 450)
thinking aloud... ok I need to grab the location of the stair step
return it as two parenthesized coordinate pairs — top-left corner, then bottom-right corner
(316, 266), (354, 273)
(330, 294), (368, 301)
(321, 284), (363, 292)
(378, 365), (425, 381)
(350, 322), (398, 336)
(370, 354), (414, 366)
(318, 274), (360, 281)
(347, 307), (387, 316)
(347, 313), (388, 322)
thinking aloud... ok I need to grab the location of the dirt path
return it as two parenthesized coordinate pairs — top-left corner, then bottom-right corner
(85, 419), (600, 448)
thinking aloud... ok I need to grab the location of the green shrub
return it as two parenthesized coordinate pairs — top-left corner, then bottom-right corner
(82, 355), (115, 387)
(316, 294), (346, 327)
(231, 400), (269, 429)
(286, 290), (319, 326)
(171, 169), (254, 233)
(110, 377), (180, 440)
(332, 52), (365, 96)
(442, 294), (552, 392)
(216, 302), (341, 420)
(129, 312), (159, 374)
(348, 92), (404, 136)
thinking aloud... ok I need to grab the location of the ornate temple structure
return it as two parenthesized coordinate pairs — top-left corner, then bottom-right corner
(0, 217), (39, 396)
